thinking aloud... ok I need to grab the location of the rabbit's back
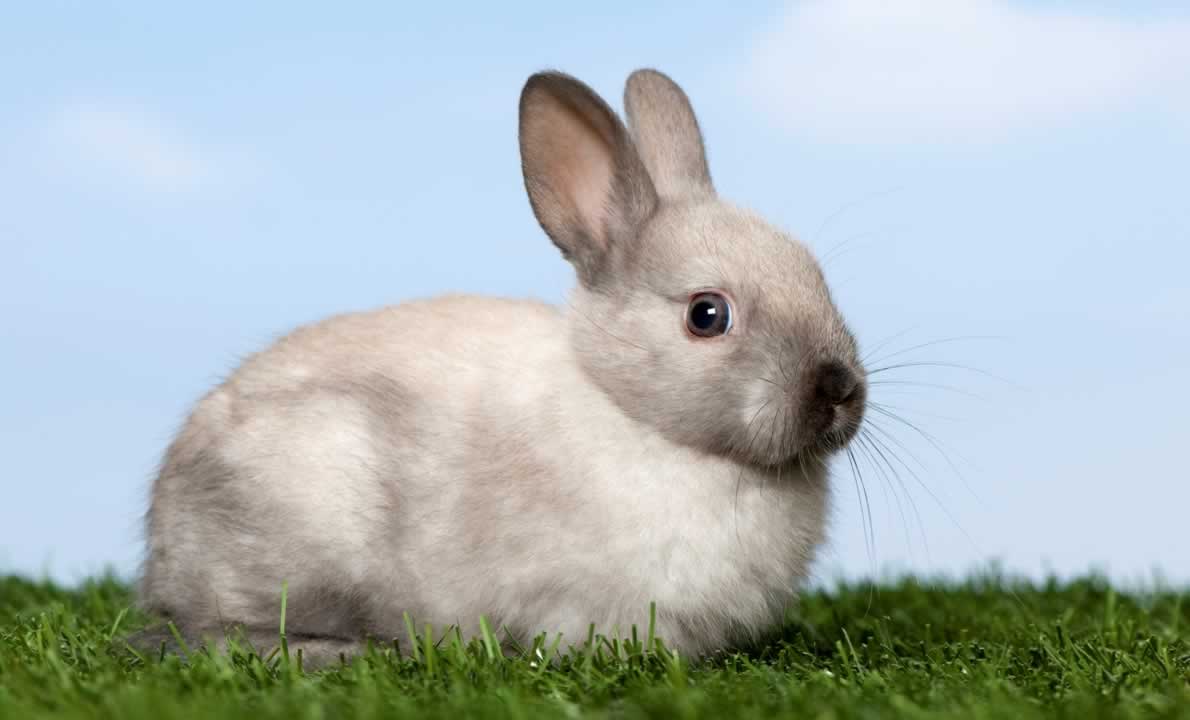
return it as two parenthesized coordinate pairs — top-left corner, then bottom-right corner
(139, 295), (569, 641)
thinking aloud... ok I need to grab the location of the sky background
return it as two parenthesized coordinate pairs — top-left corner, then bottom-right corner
(2, 0), (1187, 586)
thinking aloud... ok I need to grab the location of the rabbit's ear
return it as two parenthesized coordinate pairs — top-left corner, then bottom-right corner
(623, 69), (713, 200)
(520, 71), (657, 286)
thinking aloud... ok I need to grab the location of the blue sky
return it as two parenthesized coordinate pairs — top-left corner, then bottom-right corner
(2, 1), (1188, 585)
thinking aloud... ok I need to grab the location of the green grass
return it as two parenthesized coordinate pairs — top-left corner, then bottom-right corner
(1, 574), (1186, 718)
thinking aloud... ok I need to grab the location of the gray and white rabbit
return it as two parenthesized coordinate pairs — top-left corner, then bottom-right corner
(139, 68), (867, 665)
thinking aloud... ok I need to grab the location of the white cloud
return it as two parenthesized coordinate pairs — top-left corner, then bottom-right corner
(741, 0), (1190, 143)
(48, 101), (215, 192)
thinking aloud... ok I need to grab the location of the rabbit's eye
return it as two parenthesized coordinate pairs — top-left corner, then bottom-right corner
(686, 292), (733, 338)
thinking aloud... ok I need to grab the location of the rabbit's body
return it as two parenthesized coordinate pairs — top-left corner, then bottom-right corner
(143, 294), (827, 658)
(140, 69), (864, 664)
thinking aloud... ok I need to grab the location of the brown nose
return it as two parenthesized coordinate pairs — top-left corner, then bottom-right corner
(814, 361), (859, 407)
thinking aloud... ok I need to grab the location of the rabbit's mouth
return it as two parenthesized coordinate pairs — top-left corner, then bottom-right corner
(778, 422), (864, 470)
(749, 409), (865, 472)
(815, 420), (864, 457)
(731, 360), (867, 469)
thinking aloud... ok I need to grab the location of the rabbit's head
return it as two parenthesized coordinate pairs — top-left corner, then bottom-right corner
(520, 69), (865, 469)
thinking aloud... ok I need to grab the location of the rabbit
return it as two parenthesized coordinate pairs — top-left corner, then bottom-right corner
(137, 68), (867, 667)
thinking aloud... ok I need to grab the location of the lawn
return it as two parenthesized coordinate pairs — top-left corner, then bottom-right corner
(0, 573), (1186, 719)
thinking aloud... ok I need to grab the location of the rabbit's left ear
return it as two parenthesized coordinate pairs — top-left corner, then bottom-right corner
(519, 71), (657, 287)
(624, 69), (714, 200)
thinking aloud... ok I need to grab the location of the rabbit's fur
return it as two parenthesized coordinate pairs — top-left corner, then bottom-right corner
(139, 69), (866, 666)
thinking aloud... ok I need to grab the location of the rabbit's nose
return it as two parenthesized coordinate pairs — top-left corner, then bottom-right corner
(813, 361), (859, 407)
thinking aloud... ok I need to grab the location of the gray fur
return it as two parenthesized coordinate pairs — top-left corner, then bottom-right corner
(624, 69), (713, 199)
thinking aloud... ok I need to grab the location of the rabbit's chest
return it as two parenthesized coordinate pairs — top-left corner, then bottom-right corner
(613, 452), (824, 583)
(533, 432), (829, 646)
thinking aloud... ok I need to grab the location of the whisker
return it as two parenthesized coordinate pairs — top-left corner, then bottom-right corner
(858, 429), (931, 564)
(869, 404), (984, 507)
(859, 326), (919, 367)
(761, 399), (784, 499)
(776, 344), (794, 385)
(809, 185), (904, 250)
(850, 320), (1033, 612)
(773, 410), (787, 502)
(868, 361), (1017, 389)
(869, 400), (963, 423)
(843, 445), (879, 610)
(732, 398), (776, 543)
(843, 441), (877, 577)
(864, 335), (1004, 368)
(863, 424), (984, 562)
(820, 226), (907, 269)
(863, 419), (930, 477)
(868, 379), (985, 401)
(866, 404), (970, 483)
(859, 435), (906, 557)
(854, 432), (916, 562)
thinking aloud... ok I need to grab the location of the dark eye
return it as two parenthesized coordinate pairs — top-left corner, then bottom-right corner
(686, 292), (733, 338)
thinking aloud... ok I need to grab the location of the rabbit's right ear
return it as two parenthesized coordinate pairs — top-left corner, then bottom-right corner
(519, 72), (657, 286)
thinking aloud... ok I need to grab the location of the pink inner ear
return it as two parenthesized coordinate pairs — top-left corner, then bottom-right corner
(569, 137), (615, 249)
(535, 99), (616, 252)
